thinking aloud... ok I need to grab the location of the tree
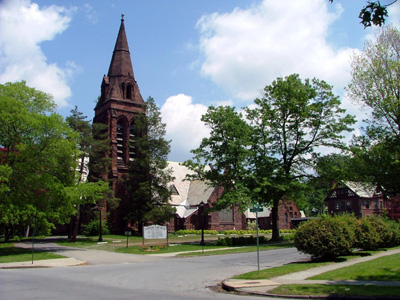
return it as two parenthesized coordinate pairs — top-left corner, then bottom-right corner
(349, 26), (400, 140)
(124, 97), (175, 228)
(329, 0), (397, 28)
(0, 81), (79, 241)
(348, 26), (400, 200)
(296, 153), (353, 216)
(186, 74), (355, 241)
(65, 106), (116, 242)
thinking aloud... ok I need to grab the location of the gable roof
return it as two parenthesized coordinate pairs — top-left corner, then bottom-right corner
(186, 180), (214, 206)
(343, 181), (377, 198)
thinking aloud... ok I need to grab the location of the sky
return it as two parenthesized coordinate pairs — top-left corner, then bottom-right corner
(1, 0), (400, 162)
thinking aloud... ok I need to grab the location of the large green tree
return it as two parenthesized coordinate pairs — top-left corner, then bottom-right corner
(347, 26), (400, 196)
(186, 74), (355, 241)
(349, 25), (400, 141)
(65, 106), (116, 242)
(124, 97), (175, 228)
(0, 81), (79, 241)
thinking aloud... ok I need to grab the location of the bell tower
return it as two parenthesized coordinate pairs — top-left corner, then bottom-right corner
(93, 15), (145, 232)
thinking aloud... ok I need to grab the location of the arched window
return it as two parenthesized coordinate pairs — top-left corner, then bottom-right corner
(121, 83), (125, 97)
(117, 121), (125, 164)
(129, 123), (136, 161)
(126, 84), (132, 99)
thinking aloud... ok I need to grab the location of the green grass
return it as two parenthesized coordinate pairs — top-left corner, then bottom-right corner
(269, 284), (400, 297)
(0, 243), (65, 263)
(54, 234), (294, 256)
(234, 249), (400, 298)
(310, 252), (400, 281)
(233, 261), (331, 280)
(233, 251), (378, 280)
(178, 242), (294, 257)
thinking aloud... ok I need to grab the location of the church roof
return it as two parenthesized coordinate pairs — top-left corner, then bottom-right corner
(107, 14), (135, 78)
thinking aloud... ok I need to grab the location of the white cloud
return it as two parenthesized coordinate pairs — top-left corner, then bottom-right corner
(161, 94), (209, 162)
(83, 3), (98, 24)
(196, 0), (356, 102)
(0, 0), (76, 107)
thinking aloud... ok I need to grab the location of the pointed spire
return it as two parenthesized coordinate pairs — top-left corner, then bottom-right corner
(107, 14), (134, 78)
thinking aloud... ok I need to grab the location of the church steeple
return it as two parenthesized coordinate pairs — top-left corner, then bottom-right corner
(107, 14), (134, 78)
(96, 14), (144, 106)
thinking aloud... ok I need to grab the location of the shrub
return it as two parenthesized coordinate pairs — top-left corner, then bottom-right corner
(354, 218), (382, 250)
(82, 219), (110, 236)
(216, 235), (268, 246)
(294, 215), (355, 260)
(384, 219), (400, 247)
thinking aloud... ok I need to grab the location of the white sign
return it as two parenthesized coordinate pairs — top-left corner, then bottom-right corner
(143, 225), (167, 239)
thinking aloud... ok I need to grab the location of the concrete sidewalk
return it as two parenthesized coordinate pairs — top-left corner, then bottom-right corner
(223, 248), (400, 297)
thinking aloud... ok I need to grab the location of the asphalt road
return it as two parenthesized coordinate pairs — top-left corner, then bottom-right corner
(0, 245), (309, 300)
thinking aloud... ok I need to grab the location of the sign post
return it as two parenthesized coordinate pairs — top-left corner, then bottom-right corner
(124, 230), (131, 248)
(250, 204), (263, 274)
(143, 225), (168, 248)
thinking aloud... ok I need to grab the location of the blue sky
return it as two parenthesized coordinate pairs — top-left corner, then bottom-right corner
(1, 0), (399, 161)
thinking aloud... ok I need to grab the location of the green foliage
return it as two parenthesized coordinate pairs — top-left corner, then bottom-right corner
(0, 81), (79, 242)
(329, 0), (393, 28)
(185, 74), (355, 242)
(216, 236), (269, 246)
(295, 215), (400, 259)
(175, 230), (218, 235)
(354, 217), (383, 250)
(294, 215), (355, 260)
(82, 219), (110, 236)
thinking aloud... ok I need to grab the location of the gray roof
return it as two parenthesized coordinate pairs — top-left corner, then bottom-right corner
(343, 181), (377, 198)
(187, 180), (214, 206)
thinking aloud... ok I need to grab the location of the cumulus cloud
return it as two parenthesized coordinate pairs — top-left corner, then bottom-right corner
(0, 0), (76, 107)
(161, 94), (209, 162)
(196, 0), (355, 101)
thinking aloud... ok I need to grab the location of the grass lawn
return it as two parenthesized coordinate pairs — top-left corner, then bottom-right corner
(269, 284), (400, 297)
(234, 249), (400, 298)
(55, 234), (294, 256)
(0, 243), (65, 263)
(310, 252), (400, 281)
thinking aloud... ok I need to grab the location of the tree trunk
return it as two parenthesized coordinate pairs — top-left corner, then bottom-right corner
(70, 205), (81, 243)
(270, 198), (280, 241)
(4, 226), (10, 243)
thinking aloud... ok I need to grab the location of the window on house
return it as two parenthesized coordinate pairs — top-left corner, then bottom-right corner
(341, 202), (345, 210)
(365, 200), (370, 209)
(294, 212), (298, 217)
(284, 213), (288, 224)
(219, 207), (233, 222)
(289, 212), (293, 218)
(346, 201), (352, 210)
(374, 200), (378, 209)
(379, 201), (383, 209)
(335, 202), (340, 210)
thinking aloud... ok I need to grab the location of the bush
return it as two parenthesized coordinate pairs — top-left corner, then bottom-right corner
(294, 215), (355, 260)
(354, 218), (382, 250)
(82, 219), (110, 236)
(216, 236), (268, 246)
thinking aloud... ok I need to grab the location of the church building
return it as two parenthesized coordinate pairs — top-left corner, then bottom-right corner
(93, 15), (145, 232)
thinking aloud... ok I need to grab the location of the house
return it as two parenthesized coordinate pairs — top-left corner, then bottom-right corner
(325, 181), (388, 217)
(167, 162), (246, 232)
(244, 199), (303, 230)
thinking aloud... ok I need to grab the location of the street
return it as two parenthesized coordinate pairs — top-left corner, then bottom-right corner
(0, 247), (309, 300)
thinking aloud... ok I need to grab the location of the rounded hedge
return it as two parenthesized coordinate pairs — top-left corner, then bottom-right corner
(294, 215), (355, 260)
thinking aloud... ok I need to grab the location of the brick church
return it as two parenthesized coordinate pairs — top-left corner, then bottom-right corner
(92, 16), (247, 234)
(93, 15), (145, 233)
